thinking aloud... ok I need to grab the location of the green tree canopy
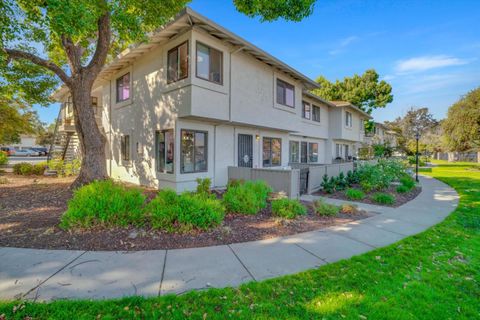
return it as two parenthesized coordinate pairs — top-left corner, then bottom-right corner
(443, 87), (480, 152)
(313, 69), (393, 115)
(0, 0), (316, 186)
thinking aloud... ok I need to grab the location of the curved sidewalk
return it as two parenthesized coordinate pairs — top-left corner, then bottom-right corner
(0, 176), (459, 301)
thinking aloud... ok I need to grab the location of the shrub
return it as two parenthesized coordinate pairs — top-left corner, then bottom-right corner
(336, 172), (348, 191)
(345, 188), (365, 200)
(48, 159), (81, 177)
(61, 180), (146, 228)
(144, 189), (179, 230)
(223, 180), (271, 215)
(346, 170), (359, 186)
(371, 192), (396, 205)
(321, 174), (335, 193)
(313, 200), (340, 216)
(176, 192), (225, 230)
(396, 185), (410, 193)
(0, 152), (8, 165)
(340, 203), (358, 214)
(195, 177), (211, 196)
(227, 179), (244, 188)
(400, 176), (415, 190)
(32, 162), (47, 175)
(271, 198), (307, 219)
(13, 162), (34, 175)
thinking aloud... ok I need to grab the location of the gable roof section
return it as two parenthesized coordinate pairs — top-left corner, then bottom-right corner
(330, 100), (372, 119)
(53, 7), (319, 99)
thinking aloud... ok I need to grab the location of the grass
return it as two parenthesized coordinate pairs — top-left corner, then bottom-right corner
(1, 163), (480, 319)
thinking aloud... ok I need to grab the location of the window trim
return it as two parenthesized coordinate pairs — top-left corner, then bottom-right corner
(312, 105), (321, 122)
(276, 79), (295, 108)
(155, 129), (174, 174)
(180, 129), (209, 174)
(345, 111), (353, 127)
(263, 137), (282, 167)
(195, 41), (223, 85)
(167, 41), (189, 84)
(116, 72), (131, 103)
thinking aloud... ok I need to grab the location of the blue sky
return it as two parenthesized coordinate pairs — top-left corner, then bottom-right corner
(35, 0), (480, 124)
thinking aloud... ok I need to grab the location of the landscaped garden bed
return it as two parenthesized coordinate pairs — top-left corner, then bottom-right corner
(0, 174), (373, 251)
(316, 159), (421, 207)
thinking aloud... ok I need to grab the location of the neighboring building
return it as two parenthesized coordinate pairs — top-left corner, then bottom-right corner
(52, 8), (370, 192)
(365, 122), (397, 148)
(11, 135), (39, 149)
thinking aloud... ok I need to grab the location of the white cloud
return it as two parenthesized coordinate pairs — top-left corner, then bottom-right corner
(329, 35), (359, 55)
(395, 55), (469, 73)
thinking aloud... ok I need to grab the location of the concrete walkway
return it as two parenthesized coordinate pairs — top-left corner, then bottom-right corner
(0, 176), (459, 301)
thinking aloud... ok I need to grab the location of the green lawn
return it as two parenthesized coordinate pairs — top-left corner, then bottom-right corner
(1, 163), (480, 319)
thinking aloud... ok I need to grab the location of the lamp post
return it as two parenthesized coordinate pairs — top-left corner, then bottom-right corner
(415, 132), (420, 182)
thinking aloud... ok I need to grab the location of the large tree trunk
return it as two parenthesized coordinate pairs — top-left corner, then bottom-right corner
(70, 77), (108, 188)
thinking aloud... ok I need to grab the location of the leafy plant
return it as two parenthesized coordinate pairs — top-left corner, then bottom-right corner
(340, 203), (358, 214)
(0, 152), (8, 165)
(223, 180), (272, 214)
(195, 177), (211, 196)
(48, 159), (81, 177)
(336, 172), (348, 191)
(371, 192), (396, 205)
(346, 170), (359, 186)
(144, 189), (180, 230)
(345, 188), (366, 200)
(396, 185), (410, 193)
(61, 180), (146, 228)
(13, 162), (34, 175)
(321, 174), (335, 193)
(400, 176), (415, 190)
(313, 200), (340, 216)
(271, 198), (307, 219)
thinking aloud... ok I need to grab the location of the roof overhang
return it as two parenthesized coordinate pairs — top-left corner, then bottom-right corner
(330, 101), (372, 119)
(302, 91), (336, 107)
(52, 7), (319, 100)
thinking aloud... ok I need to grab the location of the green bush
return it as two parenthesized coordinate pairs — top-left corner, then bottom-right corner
(13, 162), (34, 175)
(313, 200), (340, 216)
(176, 192), (225, 230)
(400, 176), (415, 189)
(48, 159), (81, 177)
(271, 198), (307, 219)
(346, 170), (360, 186)
(223, 180), (271, 214)
(321, 174), (336, 193)
(0, 152), (8, 165)
(195, 177), (211, 196)
(396, 185), (410, 193)
(33, 162), (47, 175)
(357, 159), (406, 192)
(345, 188), (366, 200)
(371, 192), (396, 205)
(61, 180), (146, 228)
(144, 189), (179, 230)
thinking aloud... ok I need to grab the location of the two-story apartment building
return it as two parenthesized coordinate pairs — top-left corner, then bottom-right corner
(52, 8), (371, 192)
(365, 122), (398, 148)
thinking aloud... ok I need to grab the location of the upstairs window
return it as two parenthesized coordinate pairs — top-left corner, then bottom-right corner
(167, 41), (189, 83)
(263, 137), (282, 167)
(116, 73), (130, 102)
(312, 105), (321, 122)
(302, 102), (311, 119)
(121, 135), (130, 161)
(276, 79), (295, 107)
(196, 42), (223, 84)
(345, 111), (353, 127)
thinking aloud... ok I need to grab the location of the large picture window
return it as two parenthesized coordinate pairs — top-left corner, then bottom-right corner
(116, 73), (130, 102)
(121, 135), (130, 161)
(302, 102), (311, 119)
(312, 105), (321, 122)
(263, 137), (281, 167)
(181, 129), (208, 173)
(276, 79), (295, 107)
(155, 130), (174, 173)
(167, 41), (189, 83)
(289, 141), (299, 163)
(196, 42), (223, 84)
(308, 142), (318, 162)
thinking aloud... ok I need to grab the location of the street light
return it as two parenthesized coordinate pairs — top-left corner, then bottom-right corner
(415, 132), (420, 182)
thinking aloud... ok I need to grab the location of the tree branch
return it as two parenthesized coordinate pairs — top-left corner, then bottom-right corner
(4, 48), (72, 86)
(85, 13), (111, 79)
(61, 35), (82, 74)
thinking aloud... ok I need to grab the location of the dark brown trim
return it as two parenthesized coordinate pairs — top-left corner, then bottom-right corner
(167, 41), (189, 84)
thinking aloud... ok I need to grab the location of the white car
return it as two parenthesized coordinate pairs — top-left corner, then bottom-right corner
(13, 149), (40, 156)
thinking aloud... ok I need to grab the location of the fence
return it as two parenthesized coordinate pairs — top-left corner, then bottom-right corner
(228, 167), (300, 198)
(307, 162), (354, 193)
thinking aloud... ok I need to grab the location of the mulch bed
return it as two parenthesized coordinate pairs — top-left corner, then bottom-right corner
(0, 174), (376, 251)
(316, 184), (422, 207)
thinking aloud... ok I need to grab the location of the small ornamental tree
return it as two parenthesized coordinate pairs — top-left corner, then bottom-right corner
(0, 0), (316, 187)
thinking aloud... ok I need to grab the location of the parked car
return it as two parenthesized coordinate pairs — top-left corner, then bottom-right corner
(13, 149), (40, 156)
(31, 147), (48, 156)
(0, 147), (16, 156)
